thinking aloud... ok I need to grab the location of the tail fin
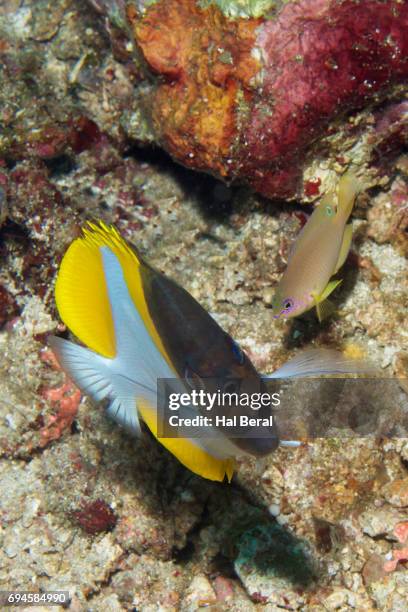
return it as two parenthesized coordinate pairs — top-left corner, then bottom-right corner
(49, 336), (141, 434)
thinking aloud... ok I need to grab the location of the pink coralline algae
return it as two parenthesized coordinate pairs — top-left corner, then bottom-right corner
(40, 349), (82, 447)
(124, 0), (408, 199)
(244, 0), (408, 198)
(394, 521), (408, 544)
(384, 521), (408, 572)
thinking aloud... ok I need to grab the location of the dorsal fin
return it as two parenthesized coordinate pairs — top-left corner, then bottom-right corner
(337, 171), (360, 222)
(55, 223), (116, 357)
(55, 221), (170, 363)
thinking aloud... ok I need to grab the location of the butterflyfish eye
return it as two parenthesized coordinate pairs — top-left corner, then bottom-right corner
(223, 380), (240, 395)
(184, 365), (205, 391)
(230, 339), (245, 365)
(325, 205), (334, 216)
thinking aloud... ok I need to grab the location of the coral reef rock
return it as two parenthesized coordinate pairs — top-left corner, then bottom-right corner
(110, 0), (408, 200)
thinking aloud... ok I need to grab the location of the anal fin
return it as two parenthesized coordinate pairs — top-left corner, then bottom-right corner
(137, 398), (235, 482)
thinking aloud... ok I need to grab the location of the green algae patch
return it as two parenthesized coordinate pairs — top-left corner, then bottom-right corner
(197, 0), (279, 19)
(235, 523), (316, 587)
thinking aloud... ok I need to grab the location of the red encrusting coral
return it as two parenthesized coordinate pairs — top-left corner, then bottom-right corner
(71, 499), (117, 535)
(0, 285), (20, 328)
(128, 0), (408, 199)
(7, 115), (104, 162)
(69, 117), (103, 154)
(304, 178), (321, 198)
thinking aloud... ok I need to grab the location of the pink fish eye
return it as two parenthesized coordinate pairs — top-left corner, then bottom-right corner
(282, 298), (294, 311)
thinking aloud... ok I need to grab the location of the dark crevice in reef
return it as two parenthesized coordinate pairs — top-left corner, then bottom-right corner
(0, 219), (31, 249)
(401, 456), (408, 472)
(171, 498), (212, 565)
(3, 158), (17, 170)
(43, 154), (77, 177)
(124, 142), (180, 169)
(84, 552), (127, 604)
(124, 143), (235, 222)
(172, 539), (195, 564)
(1, 444), (48, 464)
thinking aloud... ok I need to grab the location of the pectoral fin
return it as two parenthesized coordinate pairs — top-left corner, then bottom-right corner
(315, 298), (335, 322)
(312, 279), (343, 322)
(334, 224), (353, 274)
(265, 347), (377, 378)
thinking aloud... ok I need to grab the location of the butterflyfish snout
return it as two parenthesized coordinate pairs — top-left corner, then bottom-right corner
(50, 221), (279, 482)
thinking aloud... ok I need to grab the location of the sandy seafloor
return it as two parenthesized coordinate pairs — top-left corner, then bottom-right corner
(0, 1), (408, 610)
